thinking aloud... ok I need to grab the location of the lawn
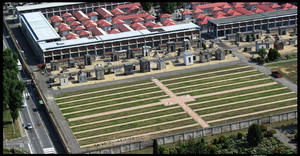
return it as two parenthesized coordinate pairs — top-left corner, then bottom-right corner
(3, 109), (21, 140)
(266, 60), (297, 84)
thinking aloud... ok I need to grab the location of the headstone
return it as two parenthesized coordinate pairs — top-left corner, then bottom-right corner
(142, 46), (152, 57)
(111, 52), (119, 61)
(167, 42), (176, 52)
(94, 65), (104, 80)
(255, 40), (267, 52)
(86, 71), (92, 77)
(177, 47), (184, 56)
(288, 38), (296, 45)
(68, 58), (75, 68)
(183, 52), (194, 66)
(275, 34), (280, 41)
(157, 57), (166, 70)
(49, 75), (55, 83)
(199, 51), (210, 63)
(140, 58), (150, 72)
(78, 70), (87, 83)
(126, 50), (135, 59)
(274, 40), (284, 50)
(209, 41), (214, 48)
(59, 73), (68, 86)
(84, 54), (92, 65)
(265, 42), (270, 49)
(236, 32), (243, 42)
(50, 60), (59, 71)
(124, 62), (134, 75)
(278, 26), (287, 35)
(182, 39), (191, 50)
(197, 38), (204, 48)
(215, 49), (225, 60)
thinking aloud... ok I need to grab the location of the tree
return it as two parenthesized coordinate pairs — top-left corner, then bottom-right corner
(258, 48), (267, 59)
(251, 33), (256, 41)
(153, 139), (158, 154)
(247, 123), (263, 146)
(160, 2), (177, 14)
(202, 43), (207, 50)
(140, 2), (153, 13)
(246, 34), (250, 42)
(158, 146), (167, 154)
(153, 2), (159, 7)
(268, 48), (281, 61)
(176, 2), (184, 9)
(238, 132), (244, 139)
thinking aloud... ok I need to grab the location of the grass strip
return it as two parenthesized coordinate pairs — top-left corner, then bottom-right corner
(57, 79), (152, 98)
(203, 100), (297, 121)
(71, 107), (184, 132)
(190, 88), (294, 110)
(78, 119), (197, 146)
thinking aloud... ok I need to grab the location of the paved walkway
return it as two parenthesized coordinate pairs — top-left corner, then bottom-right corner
(274, 129), (297, 150)
(151, 78), (210, 128)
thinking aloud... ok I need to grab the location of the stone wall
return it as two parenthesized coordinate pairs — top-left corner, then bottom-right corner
(82, 110), (297, 154)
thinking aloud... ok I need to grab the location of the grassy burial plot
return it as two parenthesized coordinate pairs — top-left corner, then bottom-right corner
(56, 83), (157, 103)
(78, 118), (198, 146)
(56, 79), (152, 98)
(176, 78), (274, 96)
(186, 83), (285, 104)
(162, 66), (253, 85)
(266, 60), (297, 84)
(190, 88), (294, 110)
(158, 64), (244, 81)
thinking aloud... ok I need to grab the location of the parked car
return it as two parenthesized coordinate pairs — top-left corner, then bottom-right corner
(27, 123), (32, 129)
(271, 70), (283, 78)
(25, 93), (30, 100)
(21, 102), (26, 108)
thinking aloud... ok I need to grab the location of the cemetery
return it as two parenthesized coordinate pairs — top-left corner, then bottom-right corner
(54, 64), (297, 149)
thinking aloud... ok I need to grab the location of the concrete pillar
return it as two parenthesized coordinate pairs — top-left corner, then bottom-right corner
(69, 49), (71, 58)
(281, 17), (283, 27)
(102, 44), (105, 53)
(60, 50), (63, 59)
(223, 25), (226, 37)
(144, 38), (146, 46)
(119, 42), (122, 50)
(77, 47), (80, 57)
(199, 29), (201, 38)
(215, 25), (218, 38)
(52, 51), (54, 61)
(152, 37), (154, 47)
(94, 45), (97, 55)
(160, 35), (162, 44)
(238, 23), (240, 32)
(245, 22), (248, 32)
(269, 115), (272, 123)
(168, 34), (170, 42)
(135, 39), (138, 48)
(267, 19), (269, 29)
(231, 24), (233, 34)
(260, 20), (262, 30)
(86, 46), (89, 54)
(175, 32), (178, 42)
(288, 16), (290, 25)
(85, 3), (87, 13)
(191, 31), (193, 40)
(111, 43), (113, 51)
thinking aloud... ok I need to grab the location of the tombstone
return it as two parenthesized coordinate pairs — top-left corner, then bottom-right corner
(182, 39), (191, 50)
(111, 52), (119, 61)
(177, 47), (184, 56)
(50, 60), (59, 71)
(265, 42), (270, 49)
(78, 64), (85, 69)
(59, 73), (68, 86)
(167, 41), (176, 52)
(256, 40), (267, 52)
(209, 41), (214, 48)
(278, 26), (287, 35)
(274, 40), (284, 50)
(153, 51), (158, 57)
(49, 75), (55, 83)
(77, 70), (87, 83)
(86, 71), (92, 77)
(215, 49), (225, 60)
(68, 58), (75, 68)
(288, 38), (296, 45)
(94, 64), (105, 80)
(199, 51), (210, 63)
(197, 38), (204, 48)
(252, 30), (262, 39)
(84, 54), (92, 65)
(142, 46), (151, 57)
(157, 57), (166, 70)
(140, 58), (150, 72)
(293, 25), (297, 34)
(183, 52), (194, 66)
(236, 32), (243, 42)
(126, 50), (135, 59)
(275, 34), (281, 41)
(265, 35), (271, 40)
(124, 62), (134, 75)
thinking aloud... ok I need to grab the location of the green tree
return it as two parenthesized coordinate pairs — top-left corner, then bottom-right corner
(153, 139), (158, 154)
(160, 2), (177, 14)
(247, 123), (264, 146)
(158, 146), (167, 154)
(238, 132), (244, 139)
(268, 48), (281, 61)
(246, 34), (250, 42)
(153, 2), (159, 7)
(208, 145), (217, 154)
(202, 43), (207, 50)
(218, 135), (226, 143)
(251, 33), (256, 41)
(140, 2), (153, 13)
(258, 48), (267, 59)
(176, 2), (184, 9)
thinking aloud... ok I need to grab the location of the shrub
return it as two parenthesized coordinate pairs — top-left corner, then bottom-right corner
(223, 141), (230, 149)
(218, 135), (226, 143)
(153, 139), (158, 154)
(238, 132), (244, 139)
(265, 130), (277, 137)
(260, 124), (268, 132)
(200, 138), (205, 143)
(246, 34), (250, 42)
(247, 123), (263, 146)
(244, 47), (247, 52)
(158, 146), (167, 154)
(294, 131), (297, 142)
(208, 145), (217, 154)
(212, 138), (218, 145)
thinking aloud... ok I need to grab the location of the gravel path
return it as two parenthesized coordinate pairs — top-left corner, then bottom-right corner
(274, 129), (297, 150)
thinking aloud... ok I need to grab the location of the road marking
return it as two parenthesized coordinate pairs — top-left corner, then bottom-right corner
(28, 143), (33, 154)
(43, 147), (56, 154)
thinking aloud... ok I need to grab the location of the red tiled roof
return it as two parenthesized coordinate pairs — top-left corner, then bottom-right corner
(115, 2), (141, 10)
(144, 21), (156, 27)
(74, 25), (86, 31)
(230, 11), (242, 16)
(79, 30), (90, 36)
(52, 17), (63, 22)
(251, 8), (265, 13)
(111, 19), (124, 25)
(132, 17), (145, 22)
(59, 25), (71, 31)
(113, 13), (151, 22)
(221, 4), (232, 9)
(181, 10), (193, 15)
(110, 8), (125, 15)
(195, 13), (206, 19)
(193, 8), (204, 14)
(58, 23), (68, 30)
(87, 11), (99, 16)
(65, 16), (76, 21)
(50, 15), (60, 20)
(90, 27), (107, 36)
(107, 29), (120, 34)
(213, 11), (226, 16)
(117, 24), (134, 32)
(134, 25), (146, 30)
(247, 2), (259, 5)
(194, 2), (230, 10)
(152, 23), (163, 28)
(210, 6), (222, 11)
(73, 11), (89, 21)
(234, 8), (254, 15)
(70, 21), (81, 26)
(95, 8), (114, 18)
(129, 5), (140, 11)
(198, 20), (208, 25)
(256, 5), (276, 12)
(86, 22), (97, 28)
(232, 2), (244, 8)
(163, 22), (175, 26)
(289, 5), (297, 9)
(61, 12), (72, 17)
(224, 9), (235, 14)
(260, 2), (272, 5)
(162, 19), (174, 25)
(65, 33), (79, 40)
(97, 19), (112, 27)
(144, 14), (156, 20)
(269, 3), (281, 8)
(84, 20), (93, 26)
(213, 14), (226, 19)
(130, 22), (142, 29)
(160, 13), (172, 18)
(281, 3), (292, 8)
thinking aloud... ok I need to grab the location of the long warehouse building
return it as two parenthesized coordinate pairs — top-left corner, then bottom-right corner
(207, 8), (297, 38)
(20, 12), (201, 63)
